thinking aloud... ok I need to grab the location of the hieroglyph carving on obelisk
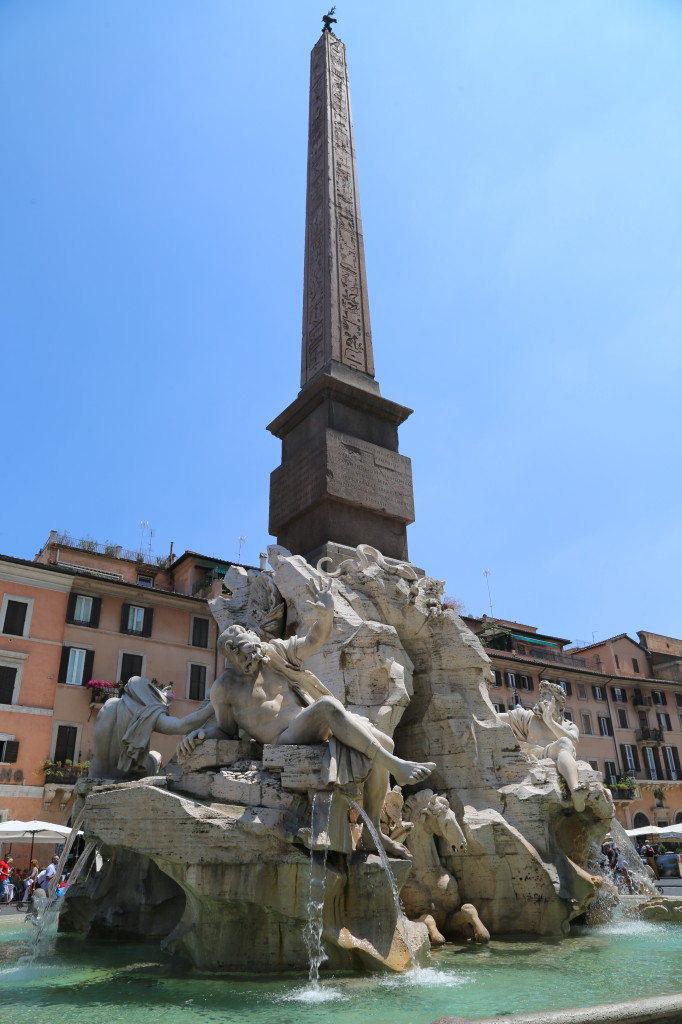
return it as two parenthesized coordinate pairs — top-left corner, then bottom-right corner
(301, 31), (375, 387)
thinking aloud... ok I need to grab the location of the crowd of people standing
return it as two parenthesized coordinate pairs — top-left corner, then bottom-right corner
(0, 854), (62, 906)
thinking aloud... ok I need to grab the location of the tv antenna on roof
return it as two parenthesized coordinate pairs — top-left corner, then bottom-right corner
(483, 569), (494, 618)
(237, 536), (246, 563)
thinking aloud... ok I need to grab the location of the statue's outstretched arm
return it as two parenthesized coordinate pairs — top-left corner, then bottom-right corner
(155, 701), (215, 736)
(297, 577), (334, 660)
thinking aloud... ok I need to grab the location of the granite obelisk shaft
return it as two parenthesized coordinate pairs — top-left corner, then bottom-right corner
(301, 30), (374, 386)
(268, 32), (415, 565)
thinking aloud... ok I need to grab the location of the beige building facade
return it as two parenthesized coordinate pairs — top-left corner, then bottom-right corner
(0, 531), (247, 831)
(464, 616), (682, 832)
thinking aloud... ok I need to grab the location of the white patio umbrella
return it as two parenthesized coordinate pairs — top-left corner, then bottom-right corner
(0, 819), (77, 861)
(625, 825), (664, 837)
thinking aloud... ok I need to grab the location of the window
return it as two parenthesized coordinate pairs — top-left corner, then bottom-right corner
(1, 596), (32, 637)
(120, 652), (144, 684)
(663, 746), (681, 781)
(505, 672), (516, 689)
(0, 665), (18, 704)
(0, 738), (18, 763)
(581, 712), (593, 735)
(632, 658), (640, 674)
(605, 760), (618, 784)
(617, 708), (629, 729)
(558, 679), (572, 697)
(676, 694), (682, 709)
(516, 644), (526, 654)
(66, 594), (101, 628)
(492, 702), (505, 714)
(620, 744), (638, 774)
(564, 710), (573, 723)
(614, 654), (620, 669)
(658, 712), (672, 732)
(192, 617), (210, 649)
(643, 746), (661, 780)
(589, 759), (600, 772)
(633, 811), (650, 829)
(612, 687), (627, 703)
(137, 575), (153, 587)
(652, 691), (667, 706)
(577, 683), (587, 700)
(599, 716), (613, 737)
(519, 675), (534, 692)
(53, 724), (78, 764)
(592, 685), (605, 701)
(120, 603), (153, 637)
(58, 646), (94, 686)
(188, 664), (208, 702)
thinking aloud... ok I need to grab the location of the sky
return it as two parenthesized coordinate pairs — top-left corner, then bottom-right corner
(1, 0), (680, 648)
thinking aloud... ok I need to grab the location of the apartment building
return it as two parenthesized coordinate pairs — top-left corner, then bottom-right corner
(0, 531), (248, 825)
(463, 616), (682, 831)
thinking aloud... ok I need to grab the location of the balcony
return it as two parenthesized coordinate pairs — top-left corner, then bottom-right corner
(636, 727), (663, 743)
(632, 693), (652, 707)
(608, 785), (637, 801)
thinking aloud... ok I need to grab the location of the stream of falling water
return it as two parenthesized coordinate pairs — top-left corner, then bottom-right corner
(350, 800), (417, 971)
(24, 808), (97, 963)
(303, 793), (332, 986)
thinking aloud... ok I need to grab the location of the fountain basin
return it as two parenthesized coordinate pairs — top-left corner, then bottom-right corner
(3, 917), (682, 1024)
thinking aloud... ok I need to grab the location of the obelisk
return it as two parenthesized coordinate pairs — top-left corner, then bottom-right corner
(267, 25), (415, 565)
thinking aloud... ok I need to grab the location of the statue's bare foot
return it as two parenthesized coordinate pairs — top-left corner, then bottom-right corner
(358, 829), (412, 861)
(381, 832), (412, 860)
(386, 755), (436, 788)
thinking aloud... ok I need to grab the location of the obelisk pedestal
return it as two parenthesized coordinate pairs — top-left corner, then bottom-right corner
(268, 30), (415, 567)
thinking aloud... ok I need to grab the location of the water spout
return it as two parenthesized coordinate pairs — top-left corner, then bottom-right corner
(304, 793), (332, 986)
(350, 799), (417, 972)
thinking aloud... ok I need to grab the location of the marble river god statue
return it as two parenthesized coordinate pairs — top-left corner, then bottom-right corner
(179, 577), (436, 859)
(496, 679), (589, 812)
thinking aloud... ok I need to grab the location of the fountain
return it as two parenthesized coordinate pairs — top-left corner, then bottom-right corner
(3, 17), (682, 1024)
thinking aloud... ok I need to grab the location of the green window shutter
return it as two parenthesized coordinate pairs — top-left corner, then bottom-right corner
(83, 649), (95, 684)
(66, 593), (78, 625)
(58, 647), (71, 684)
(90, 597), (101, 628)
(120, 604), (131, 634)
(3, 740), (19, 763)
(142, 608), (154, 638)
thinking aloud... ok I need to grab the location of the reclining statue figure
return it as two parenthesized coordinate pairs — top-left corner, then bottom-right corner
(496, 678), (589, 812)
(179, 578), (436, 858)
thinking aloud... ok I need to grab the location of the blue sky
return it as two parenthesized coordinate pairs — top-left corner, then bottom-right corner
(1, 1), (680, 647)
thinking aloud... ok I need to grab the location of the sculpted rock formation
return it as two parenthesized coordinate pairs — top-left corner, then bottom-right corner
(68, 544), (612, 973)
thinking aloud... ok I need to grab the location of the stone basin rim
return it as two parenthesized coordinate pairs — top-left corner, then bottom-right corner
(432, 990), (682, 1024)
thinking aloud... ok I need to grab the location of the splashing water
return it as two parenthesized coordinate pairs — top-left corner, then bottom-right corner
(24, 809), (93, 962)
(610, 817), (658, 898)
(303, 793), (332, 987)
(350, 799), (417, 971)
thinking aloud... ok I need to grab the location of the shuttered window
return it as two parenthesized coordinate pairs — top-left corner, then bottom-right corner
(192, 617), (210, 648)
(120, 653), (144, 684)
(0, 739), (19, 763)
(120, 604), (153, 637)
(2, 600), (28, 636)
(0, 666), (18, 704)
(188, 664), (207, 702)
(66, 594), (101, 628)
(53, 725), (78, 764)
(59, 647), (94, 686)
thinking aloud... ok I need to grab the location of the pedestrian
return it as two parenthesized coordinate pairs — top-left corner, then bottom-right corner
(41, 854), (60, 894)
(21, 859), (39, 904)
(0, 857), (13, 903)
(642, 840), (659, 880)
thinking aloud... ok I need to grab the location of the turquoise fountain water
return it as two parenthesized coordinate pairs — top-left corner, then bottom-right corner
(3, 915), (682, 1024)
